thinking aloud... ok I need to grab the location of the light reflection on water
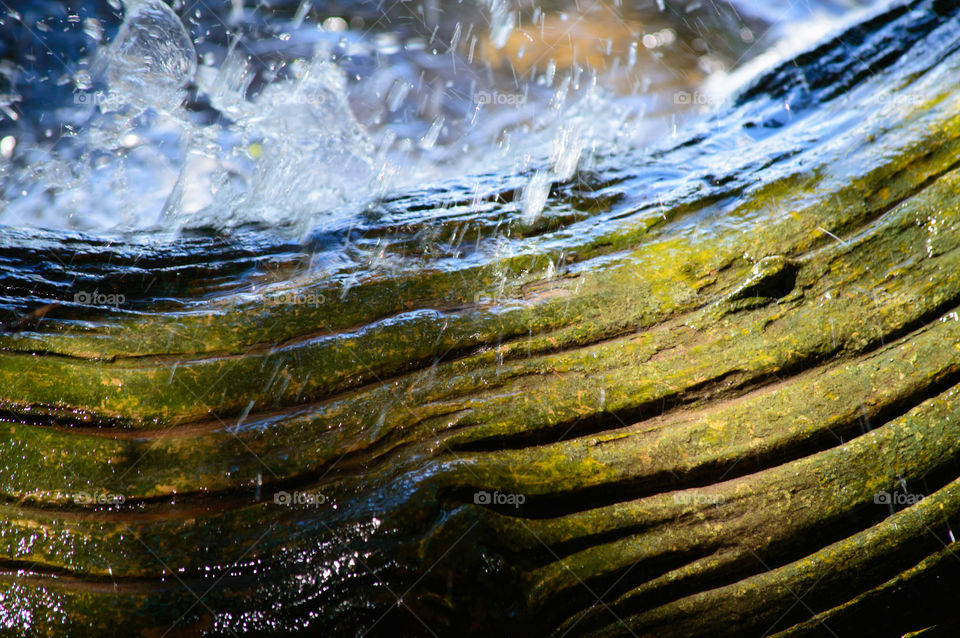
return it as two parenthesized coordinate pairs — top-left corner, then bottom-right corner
(0, 0), (872, 237)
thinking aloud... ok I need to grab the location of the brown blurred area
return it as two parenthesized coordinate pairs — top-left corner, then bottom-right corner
(477, 0), (765, 95)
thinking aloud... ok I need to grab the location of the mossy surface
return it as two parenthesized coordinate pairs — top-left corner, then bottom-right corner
(3, 1), (960, 635)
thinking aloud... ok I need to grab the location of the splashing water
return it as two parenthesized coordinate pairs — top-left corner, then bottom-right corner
(101, 0), (196, 113)
(189, 51), (377, 231)
(0, 0), (881, 237)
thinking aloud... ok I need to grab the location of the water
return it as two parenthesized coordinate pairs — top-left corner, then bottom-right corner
(0, 0), (875, 238)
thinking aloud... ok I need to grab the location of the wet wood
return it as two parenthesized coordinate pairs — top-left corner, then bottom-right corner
(1, 0), (960, 635)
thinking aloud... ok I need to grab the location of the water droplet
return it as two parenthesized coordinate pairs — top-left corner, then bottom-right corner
(322, 17), (347, 33)
(0, 136), (16, 159)
(487, 0), (515, 49)
(292, 1), (311, 29)
(103, 0), (197, 112)
(386, 81), (410, 112)
(83, 17), (104, 42)
(420, 116), (444, 149)
(521, 171), (551, 224)
(73, 70), (93, 91)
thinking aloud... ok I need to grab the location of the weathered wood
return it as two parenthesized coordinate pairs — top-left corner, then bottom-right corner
(2, 0), (960, 635)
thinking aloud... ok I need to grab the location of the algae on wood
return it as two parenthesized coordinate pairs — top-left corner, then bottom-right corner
(2, 0), (960, 635)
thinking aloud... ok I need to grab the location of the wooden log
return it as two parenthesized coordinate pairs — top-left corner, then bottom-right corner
(2, 0), (960, 635)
